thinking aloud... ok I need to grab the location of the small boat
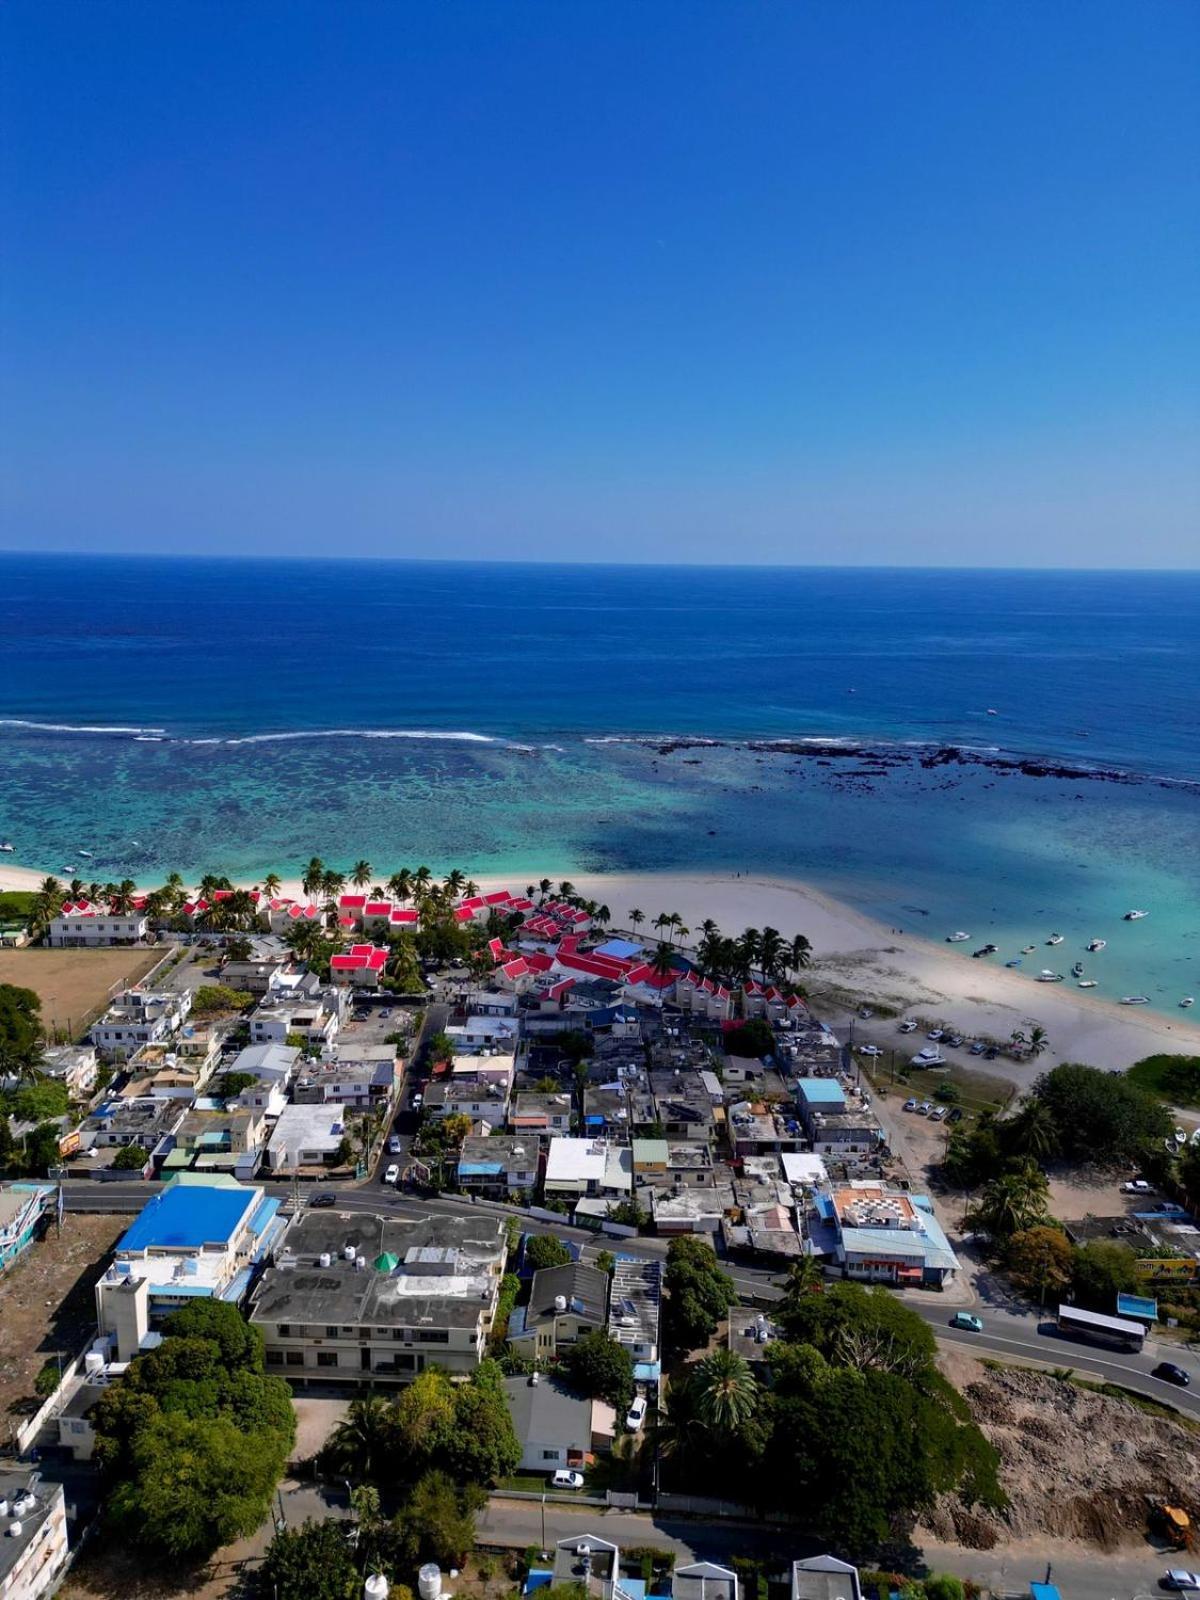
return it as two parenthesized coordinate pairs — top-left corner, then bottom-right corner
(1120, 995), (1150, 1005)
(0, 842), (13, 853)
(78, 849), (94, 858)
(1022, 945), (1037, 955)
(1078, 980), (1097, 988)
(1124, 909), (1148, 921)
(1037, 970), (1064, 983)
(60, 865), (76, 873)
(1005, 959), (1022, 968)
(1071, 962), (1085, 977)
(1180, 997), (1195, 1009)
(946, 932), (970, 943)
(986, 708), (999, 716)
(1175, 1127), (1187, 1143)
(1047, 933), (1064, 946)
(1087, 938), (1106, 952)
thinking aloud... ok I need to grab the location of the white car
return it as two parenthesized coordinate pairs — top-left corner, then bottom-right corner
(858, 1044), (882, 1057)
(1162, 1573), (1200, 1592)
(1121, 1178), (1153, 1194)
(625, 1395), (647, 1432)
(898, 1020), (917, 1033)
(550, 1469), (585, 1490)
(387, 1135), (401, 1154)
(383, 1164), (400, 1185)
(913, 1047), (945, 1065)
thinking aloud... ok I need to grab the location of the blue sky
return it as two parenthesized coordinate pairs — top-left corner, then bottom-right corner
(2, 2), (1197, 566)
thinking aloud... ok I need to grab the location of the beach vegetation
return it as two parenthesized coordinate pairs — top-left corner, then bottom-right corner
(962, 1161), (1051, 1243)
(1126, 1054), (1200, 1109)
(1032, 1062), (1172, 1165)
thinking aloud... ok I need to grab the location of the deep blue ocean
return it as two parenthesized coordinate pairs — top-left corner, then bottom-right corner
(1, 555), (1198, 1009)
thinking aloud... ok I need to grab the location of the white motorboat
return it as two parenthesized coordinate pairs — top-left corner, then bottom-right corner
(1071, 962), (1085, 977)
(78, 850), (93, 858)
(1022, 944), (1037, 954)
(1086, 938), (1106, 952)
(60, 865), (76, 874)
(1077, 980), (1097, 988)
(1046, 933), (1064, 946)
(1181, 997), (1195, 1009)
(986, 708), (999, 716)
(1036, 970), (1064, 983)
(946, 931), (970, 943)
(0, 842), (13, 853)
(1120, 995), (1150, 1005)
(1124, 909), (1148, 921)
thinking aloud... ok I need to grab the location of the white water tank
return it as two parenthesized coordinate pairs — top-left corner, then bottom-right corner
(418, 1563), (442, 1600)
(364, 1576), (390, 1600)
(553, 1294), (568, 1313)
(319, 1253), (332, 1269)
(0, 1499), (8, 1518)
(343, 1243), (356, 1261)
(7, 1521), (21, 1538)
(85, 1351), (105, 1378)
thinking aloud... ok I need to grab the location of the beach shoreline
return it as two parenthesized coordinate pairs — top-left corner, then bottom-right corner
(5, 858), (1199, 1085)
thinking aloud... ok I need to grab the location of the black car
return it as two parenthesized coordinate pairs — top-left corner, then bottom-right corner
(1152, 1362), (1191, 1388)
(309, 1191), (336, 1208)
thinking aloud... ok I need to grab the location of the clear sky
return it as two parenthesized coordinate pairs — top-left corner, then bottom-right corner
(2, 2), (1197, 566)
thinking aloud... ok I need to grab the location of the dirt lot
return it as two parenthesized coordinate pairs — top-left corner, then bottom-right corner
(0, 946), (164, 1036)
(924, 1349), (1200, 1550)
(0, 1213), (125, 1434)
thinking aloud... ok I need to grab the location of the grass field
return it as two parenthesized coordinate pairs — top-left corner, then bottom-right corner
(866, 1057), (1014, 1123)
(0, 891), (36, 920)
(1126, 1053), (1200, 1109)
(0, 946), (164, 1036)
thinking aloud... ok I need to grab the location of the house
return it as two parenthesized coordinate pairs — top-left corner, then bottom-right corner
(621, 964), (677, 1007)
(90, 989), (192, 1061)
(510, 1093), (573, 1136)
(727, 1307), (779, 1372)
(249, 983), (342, 1049)
(220, 942), (295, 997)
(164, 1107), (268, 1177)
(727, 1102), (807, 1158)
(445, 1015), (518, 1054)
(795, 1078), (847, 1120)
(249, 1209), (507, 1384)
(805, 1109), (880, 1160)
(0, 1184), (54, 1273)
(423, 1077), (510, 1123)
(293, 1049), (397, 1108)
(503, 1375), (615, 1472)
(266, 1103), (348, 1171)
(647, 1176), (736, 1234)
(631, 1138), (669, 1185)
(449, 1052), (514, 1089)
(39, 1044), (99, 1097)
(48, 899), (149, 947)
(456, 1133), (539, 1198)
(329, 943), (389, 990)
(507, 1262), (609, 1358)
(580, 1085), (630, 1141)
(0, 1468), (69, 1600)
(819, 1182), (960, 1287)
(268, 900), (322, 936)
(674, 1566), (740, 1600)
(79, 1097), (186, 1157)
(465, 988), (520, 1017)
(649, 1071), (716, 1143)
(95, 1177), (283, 1324)
(791, 1556), (862, 1600)
(227, 1041), (299, 1089)
(544, 1138), (632, 1200)
(607, 1257), (662, 1369)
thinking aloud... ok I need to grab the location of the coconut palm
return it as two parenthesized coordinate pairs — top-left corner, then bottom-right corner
(964, 1162), (1050, 1241)
(351, 859), (373, 890)
(110, 879), (138, 914)
(262, 872), (282, 899)
(778, 1254), (824, 1310)
(412, 865), (433, 900)
(628, 908), (645, 933)
(301, 857), (326, 899)
(1007, 1096), (1059, 1160)
(655, 1374), (705, 1459)
(594, 904), (611, 929)
(387, 868), (413, 904)
(539, 878), (552, 901)
(67, 878), (86, 901)
(323, 1394), (397, 1484)
(558, 880), (575, 901)
(693, 1348), (759, 1433)
(700, 918), (720, 940)
(444, 869), (467, 897)
(738, 927), (761, 979)
(653, 912), (673, 942)
(1027, 1024), (1050, 1057)
(787, 933), (812, 975)
(650, 942), (676, 979)
(321, 869), (346, 907)
(757, 926), (785, 982)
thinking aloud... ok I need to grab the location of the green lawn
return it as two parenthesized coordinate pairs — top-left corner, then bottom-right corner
(0, 891), (36, 920)
(1126, 1054), (1200, 1110)
(866, 1058), (1013, 1122)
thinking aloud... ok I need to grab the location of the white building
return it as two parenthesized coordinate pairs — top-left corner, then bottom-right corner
(0, 1468), (69, 1600)
(39, 1044), (99, 1097)
(90, 989), (192, 1062)
(48, 900), (149, 948)
(544, 1137), (633, 1200)
(266, 1103), (347, 1171)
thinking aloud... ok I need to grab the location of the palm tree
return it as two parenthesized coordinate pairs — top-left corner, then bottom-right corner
(738, 927), (761, 980)
(387, 868), (413, 904)
(655, 1374), (705, 1460)
(693, 1348), (759, 1433)
(1027, 1024), (1050, 1057)
(323, 1394), (396, 1484)
(700, 918), (719, 941)
(262, 872), (282, 899)
(31, 876), (64, 936)
(539, 878), (552, 901)
(757, 926), (785, 983)
(321, 869), (346, 908)
(650, 942), (676, 979)
(964, 1162), (1049, 1241)
(301, 857), (326, 899)
(628, 908), (645, 934)
(67, 878), (86, 901)
(110, 879), (138, 914)
(444, 869), (466, 897)
(653, 912), (673, 942)
(778, 1254), (824, 1310)
(558, 880), (575, 901)
(1007, 1096), (1059, 1160)
(412, 865), (433, 900)
(787, 933), (812, 975)
(594, 904), (611, 929)
(351, 859), (373, 890)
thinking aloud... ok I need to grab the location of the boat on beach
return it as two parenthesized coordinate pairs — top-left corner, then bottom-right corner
(1124, 909), (1148, 921)
(1087, 938), (1106, 951)
(1120, 995), (1150, 1005)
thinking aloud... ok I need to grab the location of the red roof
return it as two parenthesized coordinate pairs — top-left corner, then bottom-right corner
(453, 907), (474, 923)
(331, 942), (388, 972)
(459, 896), (485, 911)
(338, 894), (367, 910)
(625, 963), (676, 991)
(484, 890), (514, 906)
(508, 897), (534, 912)
(287, 903), (319, 920)
(389, 908), (418, 925)
(546, 978), (575, 1000)
(364, 901), (393, 916)
(502, 957), (530, 980)
(523, 952), (555, 973)
(556, 950), (627, 981)
(487, 937), (505, 959)
(337, 915), (356, 928)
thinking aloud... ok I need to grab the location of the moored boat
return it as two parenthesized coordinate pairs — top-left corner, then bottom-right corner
(1036, 969), (1064, 983)
(1124, 909), (1148, 921)
(1120, 994), (1150, 1005)
(1047, 933), (1064, 946)
(946, 931), (970, 943)
(1087, 938), (1106, 952)
(1077, 980), (1097, 988)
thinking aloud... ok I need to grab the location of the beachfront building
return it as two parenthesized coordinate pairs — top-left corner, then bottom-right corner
(455, 1133), (539, 1198)
(0, 1467), (69, 1600)
(813, 1181), (960, 1287)
(266, 1103), (347, 1171)
(248, 1209), (507, 1385)
(268, 900), (322, 936)
(48, 899), (149, 947)
(95, 1176), (283, 1324)
(90, 988), (192, 1061)
(676, 971), (734, 1021)
(329, 943), (389, 989)
(544, 1137), (633, 1201)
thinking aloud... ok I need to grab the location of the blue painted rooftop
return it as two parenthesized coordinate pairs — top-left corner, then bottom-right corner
(595, 938), (643, 960)
(118, 1184), (256, 1254)
(1030, 1584), (1061, 1600)
(795, 1078), (846, 1104)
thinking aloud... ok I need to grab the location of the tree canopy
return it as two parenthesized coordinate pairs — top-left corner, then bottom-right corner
(663, 1236), (737, 1356)
(561, 1330), (635, 1416)
(523, 1233), (572, 1272)
(0, 984), (41, 1077)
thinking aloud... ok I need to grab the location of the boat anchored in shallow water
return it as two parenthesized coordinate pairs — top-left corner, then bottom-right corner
(1124, 909), (1149, 921)
(946, 931), (970, 943)
(1022, 945), (1036, 955)
(1047, 933), (1064, 946)
(1181, 997), (1195, 1009)
(1120, 995), (1150, 1005)
(1072, 962), (1085, 977)
(1078, 980), (1097, 988)
(1087, 938), (1106, 952)
(1037, 969), (1064, 983)
(0, 842), (13, 853)
(1006, 959), (1022, 968)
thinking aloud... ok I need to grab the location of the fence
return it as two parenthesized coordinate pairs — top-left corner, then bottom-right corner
(8, 1336), (95, 1457)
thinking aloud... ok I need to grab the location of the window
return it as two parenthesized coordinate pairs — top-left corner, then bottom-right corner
(541, 1450), (559, 1461)
(316, 1351), (338, 1368)
(285, 1351), (304, 1367)
(266, 1350), (283, 1365)
(277, 1323), (292, 1338)
(414, 1328), (449, 1344)
(325, 1325), (339, 1338)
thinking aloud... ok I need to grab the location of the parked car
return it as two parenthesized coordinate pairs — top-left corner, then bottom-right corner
(916, 1102), (933, 1116)
(388, 1135), (402, 1155)
(969, 1040), (987, 1056)
(945, 1033), (964, 1048)
(626, 1395), (648, 1432)
(926, 1028), (945, 1041)
(929, 1106), (947, 1121)
(945, 1107), (964, 1123)
(984, 1047), (999, 1059)
(903, 1098), (918, 1112)
(1121, 1178), (1154, 1194)
(898, 1020), (917, 1033)
(550, 1469), (585, 1490)
(1162, 1573), (1200, 1591)
(858, 1044), (882, 1057)
(913, 1047), (945, 1065)
(950, 1312), (984, 1332)
(309, 1191), (335, 1208)
(858, 1007), (874, 1019)
(383, 1164), (400, 1185)
(1152, 1362), (1191, 1388)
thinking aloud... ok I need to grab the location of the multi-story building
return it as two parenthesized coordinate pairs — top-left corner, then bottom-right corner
(455, 1133), (539, 1198)
(509, 1092), (573, 1137)
(817, 1181), (960, 1288)
(607, 1257), (662, 1370)
(90, 989), (192, 1061)
(507, 1261), (608, 1359)
(292, 1047), (397, 1109)
(38, 1044), (99, 1098)
(0, 1469), (69, 1600)
(544, 1138), (633, 1201)
(249, 979), (343, 1049)
(249, 1209), (507, 1385)
(48, 900), (149, 947)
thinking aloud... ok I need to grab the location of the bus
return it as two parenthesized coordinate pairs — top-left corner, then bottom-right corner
(1056, 1303), (1146, 1352)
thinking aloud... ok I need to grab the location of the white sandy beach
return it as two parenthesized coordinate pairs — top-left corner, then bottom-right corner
(5, 860), (1199, 1088)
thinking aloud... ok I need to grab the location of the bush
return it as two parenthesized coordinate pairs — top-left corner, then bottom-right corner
(191, 984), (255, 1016)
(112, 1144), (149, 1171)
(925, 1577), (966, 1600)
(34, 1361), (61, 1398)
(724, 1019), (776, 1059)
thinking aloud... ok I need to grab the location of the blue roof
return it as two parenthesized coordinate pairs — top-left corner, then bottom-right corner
(595, 938), (643, 960)
(118, 1184), (255, 1254)
(1030, 1584), (1061, 1600)
(795, 1078), (846, 1104)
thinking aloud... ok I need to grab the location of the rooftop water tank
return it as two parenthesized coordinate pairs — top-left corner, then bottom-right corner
(319, 1253), (332, 1269)
(343, 1244), (356, 1261)
(418, 1563), (442, 1600)
(7, 1521), (21, 1538)
(85, 1352), (105, 1378)
(364, 1576), (390, 1600)
(0, 1499), (8, 1518)
(554, 1295), (568, 1313)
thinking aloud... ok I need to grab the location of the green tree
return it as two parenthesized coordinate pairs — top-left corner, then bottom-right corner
(215, 1071), (257, 1099)
(523, 1233), (572, 1272)
(561, 1330), (635, 1416)
(111, 1143), (149, 1170)
(1005, 1225), (1073, 1305)
(664, 1237), (737, 1355)
(443, 1361), (521, 1483)
(393, 1470), (483, 1570)
(1033, 1062), (1172, 1165)
(1070, 1238), (1141, 1310)
(261, 1518), (359, 1600)
(352, 859), (373, 889)
(692, 1347), (759, 1433)
(963, 1162), (1050, 1244)
(163, 1299), (265, 1369)
(0, 984), (42, 1077)
(723, 1018), (776, 1060)
(191, 984), (254, 1016)
(323, 1394), (399, 1484)
(1005, 1096), (1060, 1161)
(7, 1080), (69, 1121)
